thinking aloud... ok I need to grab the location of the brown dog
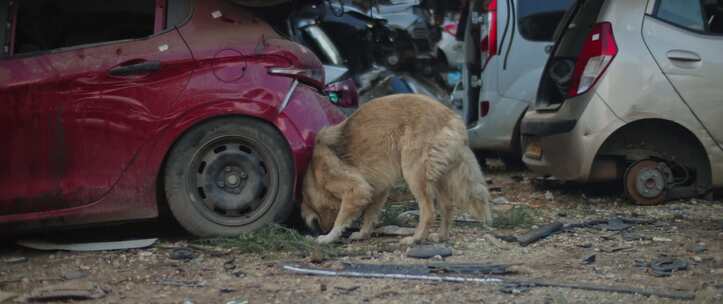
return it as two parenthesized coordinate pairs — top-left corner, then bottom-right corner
(301, 94), (492, 245)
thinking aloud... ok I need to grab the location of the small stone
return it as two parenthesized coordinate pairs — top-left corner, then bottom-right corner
(692, 256), (703, 263)
(169, 248), (195, 261)
(432, 255), (444, 261)
(62, 271), (88, 280)
(406, 245), (453, 259)
(396, 211), (419, 227)
(687, 243), (706, 254)
(320, 283), (327, 292)
(653, 237), (673, 242)
(492, 197), (510, 205)
(544, 191), (554, 201)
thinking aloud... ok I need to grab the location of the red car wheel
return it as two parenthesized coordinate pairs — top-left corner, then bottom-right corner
(164, 117), (294, 236)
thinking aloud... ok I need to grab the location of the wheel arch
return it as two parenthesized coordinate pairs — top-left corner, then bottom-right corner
(151, 101), (298, 211)
(594, 118), (712, 191)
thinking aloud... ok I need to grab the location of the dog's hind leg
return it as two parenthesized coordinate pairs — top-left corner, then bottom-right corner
(350, 189), (390, 241)
(400, 164), (437, 245)
(429, 181), (454, 242)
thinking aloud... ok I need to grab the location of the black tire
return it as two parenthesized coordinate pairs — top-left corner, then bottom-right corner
(164, 117), (294, 237)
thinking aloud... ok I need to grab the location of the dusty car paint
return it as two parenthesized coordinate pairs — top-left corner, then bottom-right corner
(0, 0), (345, 230)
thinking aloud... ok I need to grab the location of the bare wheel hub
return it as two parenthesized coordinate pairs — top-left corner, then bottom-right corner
(625, 160), (672, 205)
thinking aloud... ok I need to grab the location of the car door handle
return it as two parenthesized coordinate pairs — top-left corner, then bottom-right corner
(666, 50), (701, 62)
(109, 60), (161, 76)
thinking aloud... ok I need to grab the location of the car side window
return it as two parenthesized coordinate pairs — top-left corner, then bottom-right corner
(13, 0), (156, 55)
(518, 0), (575, 42)
(656, 0), (723, 34)
(166, 0), (192, 30)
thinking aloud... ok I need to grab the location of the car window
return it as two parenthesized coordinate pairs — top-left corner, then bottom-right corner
(518, 0), (575, 41)
(166, 0), (192, 30)
(656, 0), (723, 34)
(13, 0), (156, 55)
(0, 0), (8, 57)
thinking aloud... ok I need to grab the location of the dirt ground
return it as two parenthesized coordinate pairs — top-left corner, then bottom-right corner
(1, 167), (722, 304)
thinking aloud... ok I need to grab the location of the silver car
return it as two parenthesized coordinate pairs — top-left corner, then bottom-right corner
(458, 0), (572, 164)
(522, 0), (723, 204)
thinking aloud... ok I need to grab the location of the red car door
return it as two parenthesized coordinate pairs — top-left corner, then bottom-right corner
(1, 0), (194, 214)
(0, 3), (64, 215)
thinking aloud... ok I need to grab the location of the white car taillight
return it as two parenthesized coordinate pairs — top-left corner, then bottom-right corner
(568, 22), (618, 97)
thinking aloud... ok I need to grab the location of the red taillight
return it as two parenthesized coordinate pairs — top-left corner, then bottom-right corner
(567, 22), (618, 97)
(480, 0), (498, 69)
(480, 101), (490, 117)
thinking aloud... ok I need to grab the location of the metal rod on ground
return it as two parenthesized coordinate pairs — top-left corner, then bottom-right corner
(283, 265), (695, 301)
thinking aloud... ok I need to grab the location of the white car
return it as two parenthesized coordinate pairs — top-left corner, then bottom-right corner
(459, 0), (573, 165)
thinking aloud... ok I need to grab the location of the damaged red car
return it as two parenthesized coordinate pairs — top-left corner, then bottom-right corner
(0, 0), (354, 236)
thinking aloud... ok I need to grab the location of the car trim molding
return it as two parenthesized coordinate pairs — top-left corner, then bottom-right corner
(521, 118), (577, 136)
(279, 79), (299, 113)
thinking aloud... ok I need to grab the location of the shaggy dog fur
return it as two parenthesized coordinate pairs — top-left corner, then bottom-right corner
(301, 94), (492, 245)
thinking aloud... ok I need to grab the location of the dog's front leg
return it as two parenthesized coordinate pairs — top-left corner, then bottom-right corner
(317, 190), (371, 244)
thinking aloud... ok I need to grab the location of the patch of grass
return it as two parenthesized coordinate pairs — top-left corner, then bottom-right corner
(492, 205), (540, 229)
(192, 224), (340, 258)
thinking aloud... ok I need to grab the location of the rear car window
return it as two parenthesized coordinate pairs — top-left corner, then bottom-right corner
(13, 0), (156, 55)
(656, 0), (723, 34)
(517, 0), (574, 41)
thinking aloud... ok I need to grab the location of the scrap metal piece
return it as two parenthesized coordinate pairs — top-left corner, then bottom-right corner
(283, 264), (695, 300)
(517, 222), (564, 246)
(17, 239), (157, 252)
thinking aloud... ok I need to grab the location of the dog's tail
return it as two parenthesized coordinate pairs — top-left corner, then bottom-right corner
(449, 148), (493, 226)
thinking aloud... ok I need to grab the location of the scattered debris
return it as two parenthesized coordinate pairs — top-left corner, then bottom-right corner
(283, 264), (695, 300)
(601, 246), (632, 253)
(319, 283), (327, 292)
(395, 211), (419, 227)
(503, 216), (657, 246)
(517, 222), (563, 246)
(492, 197), (511, 205)
(622, 233), (652, 241)
(62, 271), (88, 280)
(17, 238), (157, 252)
(0, 290), (16, 303)
(1, 256), (28, 264)
(225, 299), (248, 304)
(338, 262), (513, 276)
(595, 218), (631, 231)
(406, 245), (453, 259)
(374, 225), (415, 236)
(687, 243), (706, 254)
(334, 286), (360, 294)
(511, 175), (525, 182)
(544, 191), (555, 201)
(653, 237), (673, 242)
(169, 248), (196, 261)
(650, 258), (688, 277)
(500, 283), (534, 294)
(17, 282), (108, 302)
(581, 254), (596, 265)
(157, 279), (207, 288)
(219, 288), (237, 293)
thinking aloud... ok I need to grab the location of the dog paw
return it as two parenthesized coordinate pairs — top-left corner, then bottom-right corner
(349, 232), (368, 241)
(317, 234), (337, 244)
(428, 233), (448, 243)
(400, 236), (418, 246)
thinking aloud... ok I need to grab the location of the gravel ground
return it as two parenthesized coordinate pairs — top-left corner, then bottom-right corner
(1, 168), (722, 304)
